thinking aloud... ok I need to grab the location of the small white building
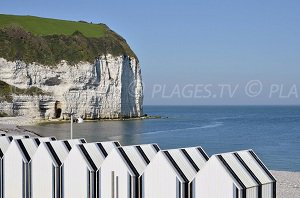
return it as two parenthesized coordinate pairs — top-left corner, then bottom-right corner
(0, 135), (29, 198)
(193, 150), (276, 198)
(142, 146), (209, 198)
(3, 137), (56, 198)
(64, 141), (121, 198)
(31, 138), (86, 198)
(100, 144), (160, 198)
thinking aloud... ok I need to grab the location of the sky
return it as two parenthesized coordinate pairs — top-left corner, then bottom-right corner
(1, 0), (300, 105)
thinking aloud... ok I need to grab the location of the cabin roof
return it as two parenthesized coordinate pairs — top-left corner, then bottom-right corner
(15, 137), (55, 162)
(118, 144), (160, 176)
(0, 136), (13, 158)
(162, 146), (209, 182)
(43, 138), (85, 167)
(215, 150), (276, 189)
(0, 135), (30, 158)
(76, 141), (120, 171)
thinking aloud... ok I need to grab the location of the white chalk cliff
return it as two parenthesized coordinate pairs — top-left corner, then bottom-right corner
(0, 54), (143, 119)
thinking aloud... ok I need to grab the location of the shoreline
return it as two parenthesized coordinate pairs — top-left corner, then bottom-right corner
(0, 116), (299, 198)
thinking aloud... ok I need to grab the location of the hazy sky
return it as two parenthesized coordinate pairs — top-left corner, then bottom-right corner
(1, 0), (300, 105)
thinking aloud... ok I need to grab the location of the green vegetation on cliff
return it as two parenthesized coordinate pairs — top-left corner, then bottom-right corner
(0, 14), (136, 65)
(0, 80), (47, 102)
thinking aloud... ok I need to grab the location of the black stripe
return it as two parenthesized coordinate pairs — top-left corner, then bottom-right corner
(217, 155), (246, 189)
(22, 162), (25, 197)
(236, 187), (239, 198)
(164, 151), (189, 183)
(189, 181), (194, 198)
(34, 138), (40, 146)
(63, 141), (72, 151)
(45, 142), (62, 166)
(184, 183), (189, 198)
(8, 136), (13, 142)
(242, 189), (246, 198)
(197, 147), (209, 161)
(273, 182), (276, 198)
(135, 177), (139, 198)
(93, 172), (97, 198)
(139, 175), (143, 198)
(114, 142), (121, 147)
(0, 134), (5, 136)
(0, 160), (4, 198)
(234, 153), (262, 198)
(96, 143), (108, 157)
(129, 175), (132, 197)
(60, 166), (64, 198)
(87, 169), (90, 198)
(24, 135), (30, 138)
(79, 145), (98, 171)
(17, 139), (31, 162)
(80, 139), (86, 143)
(52, 165), (55, 198)
(136, 146), (150, 164)
(181, 149), (200, 172)
(118, 148), (140, 176)
(178, 181), (181, 197)
(0, 149), (3, 158)
(50, 137), (56, 141)
(152, 144), (160, 152)
(248, 151), (276, 182)
(96, 170), (100, 198)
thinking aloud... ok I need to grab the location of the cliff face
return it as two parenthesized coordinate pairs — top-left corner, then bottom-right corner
(0, 55), (143, 119)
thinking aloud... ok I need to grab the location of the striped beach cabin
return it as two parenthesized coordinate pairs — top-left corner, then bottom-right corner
(100, 144), (160, 198)
(3, 137), (56, 198)
(0, 135), (29, 198)
(193, 150), (276, 198)
(142, 146), (209, 198)
(64, 141), (120, 198)
(31, 138), (86, 198)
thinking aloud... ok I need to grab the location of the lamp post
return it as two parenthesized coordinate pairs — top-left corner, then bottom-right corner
(63, 112), (76, 139)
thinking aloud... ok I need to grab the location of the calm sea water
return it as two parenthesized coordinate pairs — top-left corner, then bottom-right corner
(25, 106), (300, 171)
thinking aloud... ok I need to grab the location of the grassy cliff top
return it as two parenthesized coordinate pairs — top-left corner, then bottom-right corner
(0, 14), (137, 65)
(0, 14), (107, 38)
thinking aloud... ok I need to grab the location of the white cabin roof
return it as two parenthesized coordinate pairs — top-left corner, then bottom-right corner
(0, 136), (13, 158)
(163, 146), (209, 182)
(237, 150), (275, 184)
(43, 138), (86, 167)
(0, 135), (30, 158)
(214, 150), (276, 189)
(14, 137), (56, 162)
(76, 141), (120, 171)
(118, 144), (160, 176)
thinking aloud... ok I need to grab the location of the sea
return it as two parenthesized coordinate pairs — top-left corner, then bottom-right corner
(25, 105), (300, 172)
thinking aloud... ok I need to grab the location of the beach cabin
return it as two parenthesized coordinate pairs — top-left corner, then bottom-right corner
(0, 135), (29, 198)
(100, 144), (160, 198)
(193, 150), (276, 198)
(64, 141), (121, 198)
(31, 138), (86, 198)
(142, 146), (209, 198)
(3, 137), (56, 198)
